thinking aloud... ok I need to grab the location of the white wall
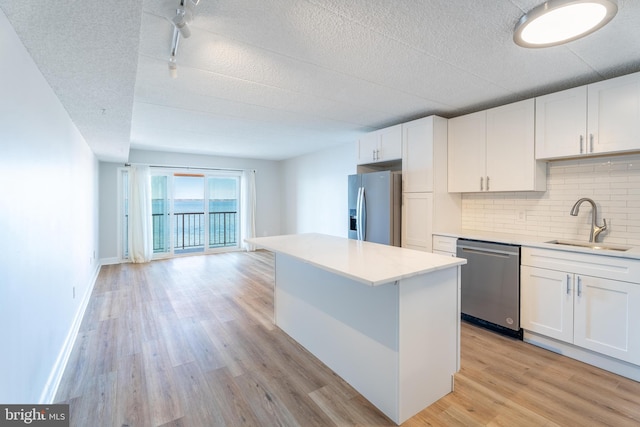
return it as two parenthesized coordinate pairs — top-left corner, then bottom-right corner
(461, 154), (640, 246)
(281, 143), (356, 237)
(0, 10), (100, 403)
(99, 149), (283, 261)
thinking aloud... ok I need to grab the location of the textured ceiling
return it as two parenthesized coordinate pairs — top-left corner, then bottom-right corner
(2, 0), (640, 162)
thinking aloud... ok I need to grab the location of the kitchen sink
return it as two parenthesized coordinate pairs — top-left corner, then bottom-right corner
(545, 239), (632, 252)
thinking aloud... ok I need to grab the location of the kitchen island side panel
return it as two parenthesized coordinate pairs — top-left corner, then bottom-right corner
(274, 253), (460, 424)
(274, 253), (400, 421)
(398, 267), (459, 422)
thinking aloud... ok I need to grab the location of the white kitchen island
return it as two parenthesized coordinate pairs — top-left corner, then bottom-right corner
(246, 233), (466, 424)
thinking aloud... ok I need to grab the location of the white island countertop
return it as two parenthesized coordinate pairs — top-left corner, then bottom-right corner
(246, 233), (466, 286)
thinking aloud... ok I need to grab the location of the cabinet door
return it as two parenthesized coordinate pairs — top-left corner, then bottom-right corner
(486, 99), (543, 191)
(588, 72), (640, 155)
(535, 86), (587, 160)
(357, 132), (380, 164)
(573, 274), (640, 365)
(402, 192), (433, 251)
(448, 111), (486, 192)
(402, 118), (433, 192)
(379, 124), (402, 161)
(521, 266), (574, 343)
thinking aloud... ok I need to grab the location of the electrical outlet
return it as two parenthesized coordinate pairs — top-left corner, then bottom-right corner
(516, 210), (527, 223)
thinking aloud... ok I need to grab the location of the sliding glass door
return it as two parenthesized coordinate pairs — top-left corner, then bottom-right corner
(121, 168), (242, 260)
(152, 175), (171, 254)
(173, 174), (205, 254)
(208, 176), (240, 249)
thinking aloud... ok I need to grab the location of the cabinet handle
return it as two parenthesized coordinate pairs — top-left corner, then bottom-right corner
(589, 134), (594, 153)
(480, 176), (484, 191)
(486, 176), (490, 191)
(579, 135), (584, 154)
(566, 274), (571, 295)
(577, 276), (582, 297)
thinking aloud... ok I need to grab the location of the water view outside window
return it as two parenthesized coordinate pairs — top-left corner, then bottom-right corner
(173, 175), (205, 253)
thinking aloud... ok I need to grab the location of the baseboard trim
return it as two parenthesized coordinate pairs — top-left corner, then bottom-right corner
(39, 263), (101, 403)
(523, 330), (640, 382)
(100, 256), (122, 265)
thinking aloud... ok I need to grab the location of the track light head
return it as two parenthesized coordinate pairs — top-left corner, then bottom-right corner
(168, 56), (178, 79)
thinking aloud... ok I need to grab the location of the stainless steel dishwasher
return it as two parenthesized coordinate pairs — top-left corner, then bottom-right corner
(456, 239), (521, 338)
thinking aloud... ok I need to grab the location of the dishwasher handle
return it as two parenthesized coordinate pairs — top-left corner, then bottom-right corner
(458, 245), (518, 258)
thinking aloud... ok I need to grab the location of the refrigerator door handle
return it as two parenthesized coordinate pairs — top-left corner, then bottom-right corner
(360, 187), (366, 241)
(356, 187), (362, 240)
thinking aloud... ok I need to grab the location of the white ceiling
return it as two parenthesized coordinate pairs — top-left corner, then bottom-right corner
(2, 0), (640, 162)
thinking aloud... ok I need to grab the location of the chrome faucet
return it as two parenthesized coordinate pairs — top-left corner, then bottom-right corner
(570, 198), (607, 243)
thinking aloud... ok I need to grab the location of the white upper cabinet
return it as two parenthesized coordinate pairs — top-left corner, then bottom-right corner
(448, 99), (546, 193)
(535, 86), (587, 159)
(402, 116), (436, 192)
(486, 99), (544, 192)
(589, 72), (640, 154)
(447, 110), (486, 193)
(357, 124), (402, 165)
(536, 71), (640, 160)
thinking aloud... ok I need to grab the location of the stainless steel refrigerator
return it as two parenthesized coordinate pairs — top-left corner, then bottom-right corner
(348, 171), (402, 246)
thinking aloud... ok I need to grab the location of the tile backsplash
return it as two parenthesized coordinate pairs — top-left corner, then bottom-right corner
(461, 154), (640, 246)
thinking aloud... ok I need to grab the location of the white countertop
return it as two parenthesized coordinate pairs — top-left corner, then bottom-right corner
(434, 229), (640, 260)
(246, 233), (466, 286)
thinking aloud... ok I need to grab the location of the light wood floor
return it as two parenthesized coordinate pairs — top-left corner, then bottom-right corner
(55, 250), (640, 426)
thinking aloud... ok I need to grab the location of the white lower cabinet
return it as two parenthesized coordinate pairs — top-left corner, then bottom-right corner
(521, 248), (640, 366)
(574, 275), (640, 362)
(402, 193), (433, 251)
(521, 266), (573, 343)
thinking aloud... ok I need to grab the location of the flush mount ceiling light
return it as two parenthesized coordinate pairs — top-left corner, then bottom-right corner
(514, 0), (618, 48)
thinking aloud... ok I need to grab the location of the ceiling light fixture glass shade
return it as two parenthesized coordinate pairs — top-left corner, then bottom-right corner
(514, 0), (617, 48)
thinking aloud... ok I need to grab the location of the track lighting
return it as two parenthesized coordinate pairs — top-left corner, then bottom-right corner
(171, 9), (191, 39)
(168, 19), (180, 78)
(166, 0), (200, 78)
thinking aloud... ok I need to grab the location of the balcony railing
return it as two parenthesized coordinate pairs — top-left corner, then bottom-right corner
(174, 212), (204, 250)
(209, 212), (237, 247)
(148, 211), (238, 252)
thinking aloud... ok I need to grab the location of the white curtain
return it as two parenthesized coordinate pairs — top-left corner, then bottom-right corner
(128, 165), (153, 263)
(241, 169), (257, 251)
